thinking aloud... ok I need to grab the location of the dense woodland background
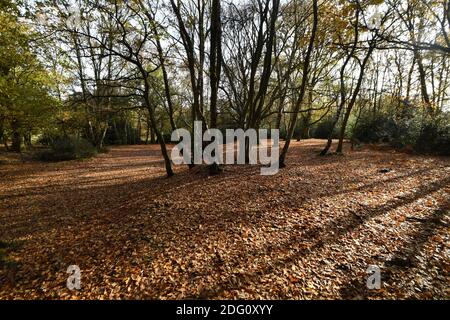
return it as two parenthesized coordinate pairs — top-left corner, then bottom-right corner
(0, 0), (449, 175)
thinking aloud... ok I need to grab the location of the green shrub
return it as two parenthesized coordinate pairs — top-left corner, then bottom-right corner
(389, 114), (422, 149)
(352, 113), (397, 143)
(36, 134), (53, 146)
(352, 110), (450, 156)
(312, 117), (340, 139)
(414, 115), (450, 155)
(34, 136), (97, 161)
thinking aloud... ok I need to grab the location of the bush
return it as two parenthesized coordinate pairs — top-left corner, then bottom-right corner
(389, 114), (422, 149)
(414, 115), (450, 155)
(352, 113), (398, 144)
(311, 117), (340, 139)
(352, 110), (450, 156)
(34, 136), (97, 161)
(36, 134), (53, 146)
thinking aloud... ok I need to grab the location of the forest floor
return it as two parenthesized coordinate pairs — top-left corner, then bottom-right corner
(0, 140), (449, 300)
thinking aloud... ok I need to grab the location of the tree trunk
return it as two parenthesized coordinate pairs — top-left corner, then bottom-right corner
(300, 90), (314, 140)
(208, 0), (223, 175)
(151, 128), (156, 144)
(24, 131), (32, 149)
(320, 9), (360, 156)
(275, 104), (283, 131)
(406, 56), (416, 101)
(143, 80), (174, 177)
(209, 0), (222, 129)
(99, 125), (108, 149)
(154, 27), (177, 132)
(0, 116), (4, 145)
(145, 117), (150, 145)
(279, 0), (318, 167)
(414, 48), (432, 113)
(11, 119), (21, 153)
(336, 44), (375, 154)
(124, 119), (128, 145)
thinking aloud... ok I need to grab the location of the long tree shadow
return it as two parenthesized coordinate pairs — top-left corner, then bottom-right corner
(0, 164), (266, 291)
(306, 167), (432, 201)
(338, 200), (449, 299)
(194, 175), (450, 299)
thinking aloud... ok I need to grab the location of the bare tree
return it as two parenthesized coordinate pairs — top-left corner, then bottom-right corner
(278, 0), (318, 168)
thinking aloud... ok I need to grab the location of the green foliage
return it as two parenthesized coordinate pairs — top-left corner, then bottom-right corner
(34, 136), (97, 162)
(104, 117), (142, 145)
(352, 113), (398, 143)
(0, 6), (57, 151)
(414, 115), (450, 155)
(352, 110), (450, 156)
(311, 116), (340, 139)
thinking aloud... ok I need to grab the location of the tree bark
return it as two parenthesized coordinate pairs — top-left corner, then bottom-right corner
(279, 0), (318, 167)
(320, 9), (360, 156)
(154, 27), (177, 132)
(143, 78), (174, 177)
(209, 0), (222, 129)
(414, 48), (432, 112)
(11, 118), (21, 153)
(336, 44), (375, 154)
